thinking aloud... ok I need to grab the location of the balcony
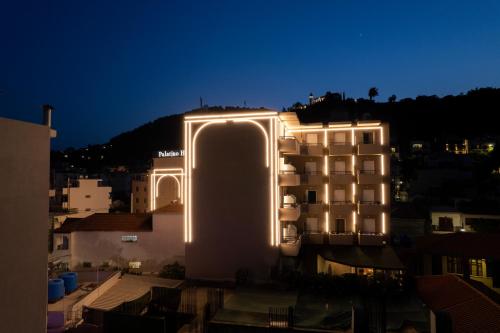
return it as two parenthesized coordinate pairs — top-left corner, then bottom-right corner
(301, 143), (325, 156)
(303, 203), (326, 215)
(329, 143), (354, 156)
(357, 170), (383, 184)
(358, 143), (384, 155)
(358, 201), (383, 215)
(279, 204), (301, 221)
(303, 232), (324, 245)
(330, 201), (356, 215)
(279, 172), (301, 186)
(330, 171), (354, 184)
(358, 233), (386, 246)
(329, 233), (355, 245)
(279, 136), (300, 155)
(280, 235), (302, 257)
(301, 172), (324, 186)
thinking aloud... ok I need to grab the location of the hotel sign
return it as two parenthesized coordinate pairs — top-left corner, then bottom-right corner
(157, 149), (185, 158)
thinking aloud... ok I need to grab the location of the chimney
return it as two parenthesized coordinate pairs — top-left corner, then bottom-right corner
(42, 104), (54, 127)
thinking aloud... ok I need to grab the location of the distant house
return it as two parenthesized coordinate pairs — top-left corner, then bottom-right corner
(431, 206), (500, 233)
(53, 205), (184, 271)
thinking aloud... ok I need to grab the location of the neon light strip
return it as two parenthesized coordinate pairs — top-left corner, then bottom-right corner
(352, 211), (356, 232)
(185, 111), (277, 120)
(150, 173), (155, 211)
(329, 123), (352, 128)
(186, 116), (278, 123)
(324, 129), (329, 233)
(192, 120), (225, 168)
(183, 121), (188, 242)
(380, 155), (385, 176)
(188, 122), (192, 242)
(270, 117), (275, 246)
(275, 118), (280, 246)
(233, 119), (270, 167)
(358, 122), (381, 126)
(152, 168), (184, 172)
(155, 174), (181, 199)
(382, 212), (386, 234)
(288, 126), (383, 133)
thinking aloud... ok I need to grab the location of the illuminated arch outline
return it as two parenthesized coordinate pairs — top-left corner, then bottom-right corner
(185, 113), (279, 245)
(149, 168), (184, 211)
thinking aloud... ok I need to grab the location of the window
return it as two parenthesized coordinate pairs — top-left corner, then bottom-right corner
(121, 235), (138, 242)
(306, 190), (317, 204)
(306, 133), (318, 144)
(362, 218), (376, 234)
(362, 160), (375, 174)
(438, 217), (453, 231)
(85, 194), (91, 198)
(334, 160), (346, 174)
(362, 132), (374, 144)
(335, 218), (346, 233)
(447, 257), (463, 274)
(333, 189), (346, 203)
(470, 259), (483, 277)
(306, 217), (319, 233)
(333, 132), (346, 145)
(362, 189), (375, 203)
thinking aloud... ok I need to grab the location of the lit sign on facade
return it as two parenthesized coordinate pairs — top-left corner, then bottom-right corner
(157, 150), (185, 158)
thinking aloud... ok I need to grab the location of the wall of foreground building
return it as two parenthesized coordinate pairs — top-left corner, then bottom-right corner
(185, 119), (280, 281)
(0, 118), (50, 333)
(70, 212), (184, 270)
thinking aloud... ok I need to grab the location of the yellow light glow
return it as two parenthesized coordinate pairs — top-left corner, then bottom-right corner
(188, 122), (192, 242)
(155, 174), (181, 199)
(380, 126), (384, 145)
(184, 121), (188, 241)
(234, 119), (270, 167)
(352, 182), (356, 203)
(351, 129), (355, 146)
(270, 117), (275, 246)
(274, 118), (280, 246)
(185, 111), (277, 120)
(323, 129), (329, 233)
(351, 154), (355, 175)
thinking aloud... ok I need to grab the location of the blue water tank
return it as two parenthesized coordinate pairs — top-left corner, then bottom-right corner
(59, 272), (78, 293)
(48, 279), (65, 302)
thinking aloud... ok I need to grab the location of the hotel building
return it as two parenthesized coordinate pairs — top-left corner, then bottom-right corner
(183, 109), (391, 280)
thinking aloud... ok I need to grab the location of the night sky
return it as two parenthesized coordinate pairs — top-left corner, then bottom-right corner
(2, 0), (500, 149)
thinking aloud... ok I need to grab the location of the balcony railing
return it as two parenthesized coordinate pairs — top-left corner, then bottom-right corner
(300, 143), (324, 156)
(329, 142), (354, 155)
(279, 136), (300, 155)
(329, 232), (355, 245)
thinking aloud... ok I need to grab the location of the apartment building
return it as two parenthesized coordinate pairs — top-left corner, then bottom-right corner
(182, 109), (391, 281)
(62, 178), (112, 217)
(0, 110), (56, 333)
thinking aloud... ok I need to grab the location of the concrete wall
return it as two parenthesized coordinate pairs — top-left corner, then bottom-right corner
(0, 117), (50, 333)
(69, 212), (184, 270)
(186, 121), (279, 281)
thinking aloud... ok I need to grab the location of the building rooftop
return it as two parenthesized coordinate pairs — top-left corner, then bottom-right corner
(417, 274), (500, 333)
(54, 213), (152, 233)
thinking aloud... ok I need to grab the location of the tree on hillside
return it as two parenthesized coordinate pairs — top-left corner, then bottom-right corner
(368, 87), (379, 101)
(388, 94), (397, 103)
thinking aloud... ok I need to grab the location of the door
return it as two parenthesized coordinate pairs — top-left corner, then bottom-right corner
(305, 161), (317, 175)
(362, 218), (376, 233)
(307, 190), (317, 204)
(336, 218), (346, 233)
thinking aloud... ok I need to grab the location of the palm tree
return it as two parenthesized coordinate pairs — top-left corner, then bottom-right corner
(368, 87), (379, 101)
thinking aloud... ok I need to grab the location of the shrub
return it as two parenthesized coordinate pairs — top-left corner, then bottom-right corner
(159, 262), (185, 279)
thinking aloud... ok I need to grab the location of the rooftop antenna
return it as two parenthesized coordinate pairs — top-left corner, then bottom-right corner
(199, 97), (203, 109)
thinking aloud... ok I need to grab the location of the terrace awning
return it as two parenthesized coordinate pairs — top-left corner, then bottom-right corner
(320, 246), (405, 270)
